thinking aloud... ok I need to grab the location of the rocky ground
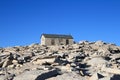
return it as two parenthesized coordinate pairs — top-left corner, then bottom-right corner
(0, 41), (120, 80)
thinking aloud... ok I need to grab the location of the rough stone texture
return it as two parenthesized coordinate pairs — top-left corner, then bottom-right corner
(47, 72), (86, 80)
(0, 41), (120, 80)
(89, 73), (104, 80)
(14, 69), (59, 80)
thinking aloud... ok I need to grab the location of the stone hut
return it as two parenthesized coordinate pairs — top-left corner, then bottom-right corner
(41, 34), (74, 45)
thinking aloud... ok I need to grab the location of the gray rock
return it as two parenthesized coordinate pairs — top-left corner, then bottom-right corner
(47, 72), (85, 80)
(110, 74), (120, 80)
(89, 73), (104, 80)
(0, 41), (120, 80)
(14, 69), (60, 80)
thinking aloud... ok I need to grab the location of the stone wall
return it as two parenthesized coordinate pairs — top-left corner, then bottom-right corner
(41, 35), (73, 45)
(41, 36), (45, 45)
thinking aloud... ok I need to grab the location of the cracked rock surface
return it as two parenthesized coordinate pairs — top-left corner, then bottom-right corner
(0, 41), (120, 80)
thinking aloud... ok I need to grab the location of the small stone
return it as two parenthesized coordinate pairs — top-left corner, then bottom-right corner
(80, 70), (84, 76)
(70, 63), (76, 67)
(7, 64), (15, 69)
(12, 60), (18, 64)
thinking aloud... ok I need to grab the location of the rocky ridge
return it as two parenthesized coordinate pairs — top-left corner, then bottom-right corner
(0, 41), (120, 80)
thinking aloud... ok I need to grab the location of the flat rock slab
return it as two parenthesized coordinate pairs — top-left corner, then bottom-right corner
(13, 69), (59, 80)
(101, 66), (120, 74)
(87, 57), (107, 66)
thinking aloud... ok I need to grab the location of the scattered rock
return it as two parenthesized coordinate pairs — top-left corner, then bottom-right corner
(89, 73), (104, 80)
(0, 41), (120, 80)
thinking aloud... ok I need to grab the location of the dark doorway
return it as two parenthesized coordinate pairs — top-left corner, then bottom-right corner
(66, 39), (69, 45)
(51, 39), (55, 45)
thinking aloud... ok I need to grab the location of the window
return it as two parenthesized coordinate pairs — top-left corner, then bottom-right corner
(59, 38), (63, 45)
(51, 39), (55, 45)
(59, 38), (63, 42)
(66, 39), (69, 45)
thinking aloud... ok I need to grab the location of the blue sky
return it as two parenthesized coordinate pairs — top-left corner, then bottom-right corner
(0, 0), (120, 47)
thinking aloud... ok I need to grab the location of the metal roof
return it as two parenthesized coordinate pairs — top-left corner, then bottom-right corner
(42, 34), (73, 39)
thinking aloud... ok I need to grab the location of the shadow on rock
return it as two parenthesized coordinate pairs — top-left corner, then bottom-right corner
(35, 69), (61, 80)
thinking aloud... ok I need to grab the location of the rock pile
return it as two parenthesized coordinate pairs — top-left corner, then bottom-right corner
(0, 41), (120, 80)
